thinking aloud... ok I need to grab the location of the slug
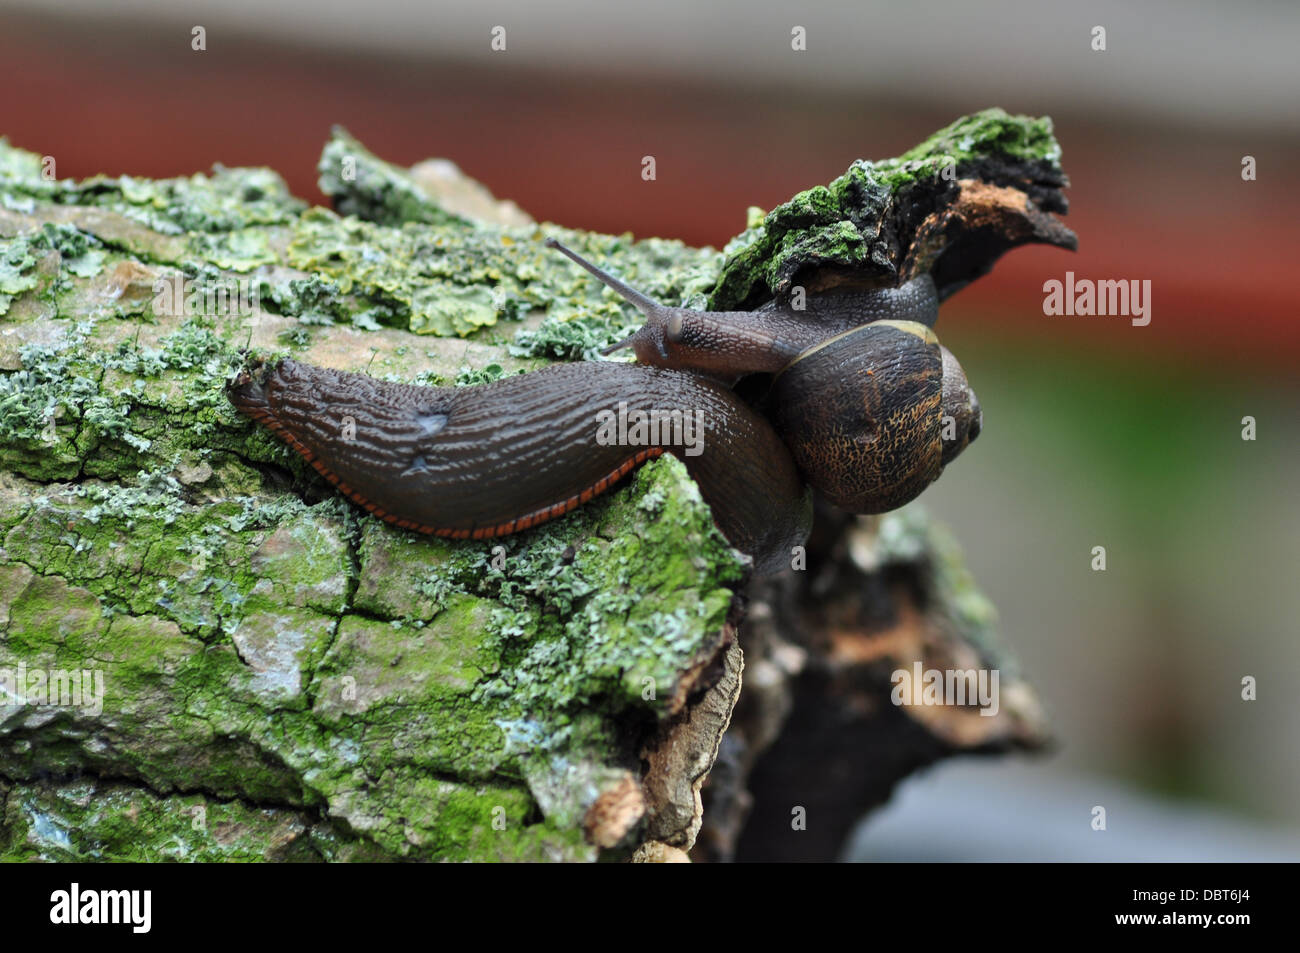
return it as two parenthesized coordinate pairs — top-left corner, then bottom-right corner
(228, 358), (812, 573)
(227, 239), (981, 574)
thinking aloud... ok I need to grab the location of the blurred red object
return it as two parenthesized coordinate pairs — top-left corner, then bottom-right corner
(2, 13), (1291, 375)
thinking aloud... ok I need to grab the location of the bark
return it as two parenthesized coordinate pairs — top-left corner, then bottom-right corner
(0, 109), (1068, 861)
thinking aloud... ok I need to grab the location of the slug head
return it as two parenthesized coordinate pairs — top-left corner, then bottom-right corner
(603, 307), (686, 365)
(549, 236), (794, 378)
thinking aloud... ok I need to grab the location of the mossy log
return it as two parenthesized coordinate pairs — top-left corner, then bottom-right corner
(0, 110), (1069, 861)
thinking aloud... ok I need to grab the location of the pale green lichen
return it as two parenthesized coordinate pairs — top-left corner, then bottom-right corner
(0, 138), (306, 235)
(187, 228), (277, 272)
(0, 224), (112, 317)
(0, 237), (41, 315)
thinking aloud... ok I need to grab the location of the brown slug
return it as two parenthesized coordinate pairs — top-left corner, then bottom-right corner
(226, 239), (981, 574)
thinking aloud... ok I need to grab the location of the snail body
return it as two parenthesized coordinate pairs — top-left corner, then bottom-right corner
(227, 239), (980, 574)
(771, 320), (960, 513)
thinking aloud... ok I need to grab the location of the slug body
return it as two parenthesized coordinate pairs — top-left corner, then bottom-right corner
(228, 239), (980, 574)
(228, 358), (811, 574)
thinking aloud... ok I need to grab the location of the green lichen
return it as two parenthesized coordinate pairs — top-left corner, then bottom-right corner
(0, 308), (251, 484)
(303, 144), (723, 345)
(0, 224), (113, 317)
(187, 228), (277, 272)
(452, 362), (531, 387)
(319, 126), (471, 229)
(509, 232), (720, 360)
(262, 274), (349, 326)
(283, 210), (522, 337)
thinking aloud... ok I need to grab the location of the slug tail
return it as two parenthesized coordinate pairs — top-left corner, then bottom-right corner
(226, 360), (272, 416)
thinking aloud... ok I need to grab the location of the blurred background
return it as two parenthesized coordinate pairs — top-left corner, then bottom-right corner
(2, 0), (1296, 860)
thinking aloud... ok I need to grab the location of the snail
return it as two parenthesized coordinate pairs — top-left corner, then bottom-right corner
(226, 239), (981, 574)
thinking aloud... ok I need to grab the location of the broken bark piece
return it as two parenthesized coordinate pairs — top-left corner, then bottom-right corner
(710, 108), (1075, 309)
(697, 506), (1050, 862)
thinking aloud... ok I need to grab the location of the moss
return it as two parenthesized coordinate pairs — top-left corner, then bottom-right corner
(0, 780), (328, 862)
(709, 108), (1066, 309)
(0, 434), (742, 860)
(895, 107), (1063, 169)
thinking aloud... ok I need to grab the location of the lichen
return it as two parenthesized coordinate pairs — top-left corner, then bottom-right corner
(318, 126), (471, 229)
(0, 138), (306, 235)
